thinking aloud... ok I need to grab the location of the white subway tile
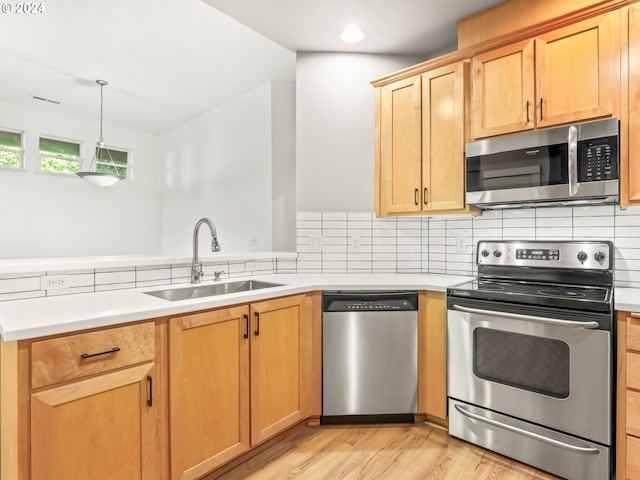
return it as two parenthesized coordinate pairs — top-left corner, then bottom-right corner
(95, 270), (135, 285)
(136, 268), (171, 283)
(323, 212), (347, 221)
(536, 217), (571, 227)
(573, 205), (615, 217)
(347, 212), (373, 221)
(502, 209), (535, 219)
(535, 207), (572, 217)
(615, 226), (640, 237)
(0, 276), (42, 294)
(297, 212), (322, 221)
(574, 216), (614, 227)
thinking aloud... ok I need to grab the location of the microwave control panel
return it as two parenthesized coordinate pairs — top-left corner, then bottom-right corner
(578, 135), (618, 182)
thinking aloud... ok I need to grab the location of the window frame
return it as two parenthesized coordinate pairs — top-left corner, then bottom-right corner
(94, 144), (131, 180)
(38, 134), (84, 176)
(0, 127), (25, 171)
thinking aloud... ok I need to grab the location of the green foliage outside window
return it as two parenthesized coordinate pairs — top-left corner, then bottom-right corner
(96, 147), (128, 177)
(0, 151), (19, 168)
(0, 129), (22, 168)
(39, 137), (81, 174)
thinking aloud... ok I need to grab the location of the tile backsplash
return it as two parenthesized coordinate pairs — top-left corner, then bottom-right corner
(295, 205), (640, 289)
(1, 205), (638, 303)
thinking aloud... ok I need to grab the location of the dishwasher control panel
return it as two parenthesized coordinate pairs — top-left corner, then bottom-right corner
(322, 292), (418, 312)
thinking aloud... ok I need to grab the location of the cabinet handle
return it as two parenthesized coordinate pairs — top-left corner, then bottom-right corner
(414, 188), (419, 205)
(424, 188), (428, 205)
(254, 312), (260, 336)
(526, 100), (530, 123)
(243, 314), (249, 339)
(540, 98), (543, 120)
(147, 375), (153, 407)
(80, 346), (120, 359)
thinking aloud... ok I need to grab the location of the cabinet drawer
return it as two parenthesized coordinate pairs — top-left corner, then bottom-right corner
(31, 322), (155, 389)
(629, 390), (640, 437)
(629, 351), (640, 392)
(629, 313), (640, 352)
(629, 435), (640, 480)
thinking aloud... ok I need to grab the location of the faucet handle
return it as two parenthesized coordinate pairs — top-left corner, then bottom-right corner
(213, 270), (226, 281)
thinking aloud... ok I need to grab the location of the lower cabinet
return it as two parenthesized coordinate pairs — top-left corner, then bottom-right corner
(618, 311), (640, 479)
(168, 293), (316, 480)
(418, 291), (448, 423)
(21, 322), (161, 480)
(31, 363), (160, 480)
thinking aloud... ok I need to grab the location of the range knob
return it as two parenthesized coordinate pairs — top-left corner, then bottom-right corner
(493, 250), (502, 258)
(594, 251), (606, 263)
(577, 251), (588, 263)
(481, 250), (490, 257)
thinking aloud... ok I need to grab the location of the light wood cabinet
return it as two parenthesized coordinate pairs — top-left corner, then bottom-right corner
(472, 11), (619, 139)
(168, 293), (316, 480)
(250, 295), (310, 444)
(418, 291), (448, 424)
(28, 323), (161, 480)
(622, 4), (640, 205)
(376, 61), (474, 217)
(168, 306), (250, 480)
(617, 311), (640, 480)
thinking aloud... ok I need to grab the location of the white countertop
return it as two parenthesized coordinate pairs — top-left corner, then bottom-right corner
(0, 273), (474, 341)
(614, 287), (640, 313)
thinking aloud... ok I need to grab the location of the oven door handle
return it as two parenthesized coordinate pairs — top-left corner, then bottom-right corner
(452, 304), (600, 329)
(454, 404), (600, 455)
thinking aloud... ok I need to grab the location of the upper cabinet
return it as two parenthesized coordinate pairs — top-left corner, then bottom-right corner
(376, 61), (475, 217)
(622, 4), (640, 206)
(472, 11), (619, 139)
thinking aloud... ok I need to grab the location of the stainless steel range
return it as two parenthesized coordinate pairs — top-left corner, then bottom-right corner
(447, 240), (615, 480)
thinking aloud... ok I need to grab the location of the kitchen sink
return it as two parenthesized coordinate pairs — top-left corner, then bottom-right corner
(144, 280), (283, 302)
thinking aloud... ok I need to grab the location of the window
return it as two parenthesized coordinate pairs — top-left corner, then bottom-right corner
(96, 147), (129, 179)
(0, 129), (24, 169)
(39, 136), (82, 174)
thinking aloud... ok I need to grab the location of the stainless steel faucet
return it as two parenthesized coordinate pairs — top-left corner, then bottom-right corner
(191, 217), (221, 284)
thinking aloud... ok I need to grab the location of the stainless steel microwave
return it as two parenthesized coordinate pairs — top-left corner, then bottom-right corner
(465, 117), (619, 209)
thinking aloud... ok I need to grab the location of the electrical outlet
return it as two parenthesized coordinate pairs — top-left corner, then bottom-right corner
(246, 261), (258, 271)
(350, 236), (361, 251)
(40, 275), (70, 290)
(456, 235), (468, 252)
(249, 236), (259, 247)
(309, 235), (323, 251)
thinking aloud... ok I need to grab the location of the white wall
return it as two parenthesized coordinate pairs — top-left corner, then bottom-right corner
(0, 101), (163, 259)
(271, 82), (296, 252)
(162, 82), (296, 256)
(295, 52), (427, 212)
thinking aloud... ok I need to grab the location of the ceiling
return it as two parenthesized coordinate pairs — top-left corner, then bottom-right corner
(0, 0), (503, 135)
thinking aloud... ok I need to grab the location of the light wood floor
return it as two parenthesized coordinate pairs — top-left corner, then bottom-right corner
(217, 423), (561, 480)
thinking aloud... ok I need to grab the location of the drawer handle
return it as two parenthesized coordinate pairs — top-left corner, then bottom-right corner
(80, 347), (121, 359)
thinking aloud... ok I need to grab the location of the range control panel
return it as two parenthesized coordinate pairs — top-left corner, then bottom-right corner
(477, 240), (613, 270)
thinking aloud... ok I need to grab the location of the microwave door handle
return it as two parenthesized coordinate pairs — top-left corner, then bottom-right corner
(568, 125), (578, 196)
(452, 304), (600, 329)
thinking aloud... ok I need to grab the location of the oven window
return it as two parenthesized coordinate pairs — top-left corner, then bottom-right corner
(467, 143), (568, 192)
(473, 328), (570, 399)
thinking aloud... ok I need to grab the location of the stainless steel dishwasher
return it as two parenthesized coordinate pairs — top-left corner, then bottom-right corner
(321, 291), (418, 423)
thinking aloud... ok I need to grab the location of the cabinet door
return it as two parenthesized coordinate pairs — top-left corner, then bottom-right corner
(472, 39), (535, 138)
(422, 62), (468, 212)
(536, 12), (618, 128)
(624, 5), (640, 204)
(250, 295), (307, 445)
(168, 306), (250, 480)
(31, 363), (160, 480)
(379, 75), (422, 215)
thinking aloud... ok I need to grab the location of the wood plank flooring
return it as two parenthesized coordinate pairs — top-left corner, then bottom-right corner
(217, 423), (561, 480)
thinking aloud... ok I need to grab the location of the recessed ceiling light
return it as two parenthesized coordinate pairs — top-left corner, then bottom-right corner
(340, 26), (365, 43)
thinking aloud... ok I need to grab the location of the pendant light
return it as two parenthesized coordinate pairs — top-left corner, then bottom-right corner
(76, 80), (124, 187)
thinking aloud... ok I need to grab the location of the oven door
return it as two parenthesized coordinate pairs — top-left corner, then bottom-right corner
(447, 298), (611, 445)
